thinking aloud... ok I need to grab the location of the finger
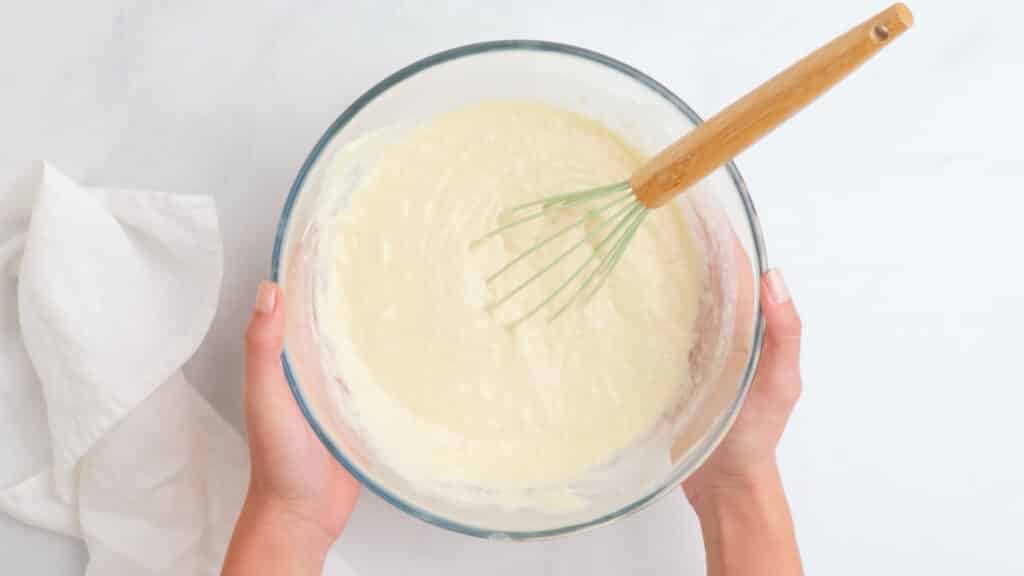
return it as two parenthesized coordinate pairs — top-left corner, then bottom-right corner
(763, 268), (801, 349)
(244, 281), (288, 407)
(757, 268), (802, 404)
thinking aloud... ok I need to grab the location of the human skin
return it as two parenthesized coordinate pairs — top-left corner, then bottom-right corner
(222, 282), (359, 575)
(224, 268), (802, 575)
(682, 269), (804, 576)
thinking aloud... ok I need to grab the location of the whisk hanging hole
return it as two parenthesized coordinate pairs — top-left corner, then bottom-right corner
(871, 24), (890, 42)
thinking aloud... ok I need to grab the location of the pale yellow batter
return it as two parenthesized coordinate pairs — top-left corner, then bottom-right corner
(315, 102), (702, 495)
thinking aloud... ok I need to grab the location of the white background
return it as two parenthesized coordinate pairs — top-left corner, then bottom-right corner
(2, 0), (1023, 574)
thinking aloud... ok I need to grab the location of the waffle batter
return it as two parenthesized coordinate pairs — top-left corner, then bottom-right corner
(315, 102), (702, 494)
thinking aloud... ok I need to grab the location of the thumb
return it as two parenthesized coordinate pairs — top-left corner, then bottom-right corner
(762, 269), (802, 351)
(244, 281), (288, 410)
(757, 269), (802, 404)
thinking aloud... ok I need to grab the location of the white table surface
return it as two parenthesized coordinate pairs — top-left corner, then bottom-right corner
(3, 1), (1023, 574)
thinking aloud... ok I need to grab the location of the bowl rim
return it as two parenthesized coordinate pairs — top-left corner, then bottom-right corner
(271, 39), (767, 540)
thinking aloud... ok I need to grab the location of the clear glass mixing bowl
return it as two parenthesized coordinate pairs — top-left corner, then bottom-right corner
(271, 41), (766, 539)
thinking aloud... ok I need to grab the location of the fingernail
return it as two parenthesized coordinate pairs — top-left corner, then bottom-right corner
(766, 269), (791, 304)
(254, 281), (277, 315)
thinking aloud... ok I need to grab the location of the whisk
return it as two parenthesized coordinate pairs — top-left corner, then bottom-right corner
(474, 3), (913, 324)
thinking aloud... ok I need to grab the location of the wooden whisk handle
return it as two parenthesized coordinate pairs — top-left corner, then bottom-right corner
(631, 3), (913, 208)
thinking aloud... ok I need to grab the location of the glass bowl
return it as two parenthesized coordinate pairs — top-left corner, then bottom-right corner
(271, 40), (766, 539)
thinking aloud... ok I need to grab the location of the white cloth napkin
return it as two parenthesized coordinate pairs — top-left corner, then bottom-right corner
(0, 164), (356, 575)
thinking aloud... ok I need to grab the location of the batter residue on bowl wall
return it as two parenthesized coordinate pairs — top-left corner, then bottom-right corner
(314, 101), (702, 499)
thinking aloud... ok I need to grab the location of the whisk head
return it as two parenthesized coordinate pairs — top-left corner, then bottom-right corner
(471, 181), (649, 326)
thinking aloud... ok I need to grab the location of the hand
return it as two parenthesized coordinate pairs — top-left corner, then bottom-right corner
(224, 281), (359, 575)
(683, 268), (802, 505)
